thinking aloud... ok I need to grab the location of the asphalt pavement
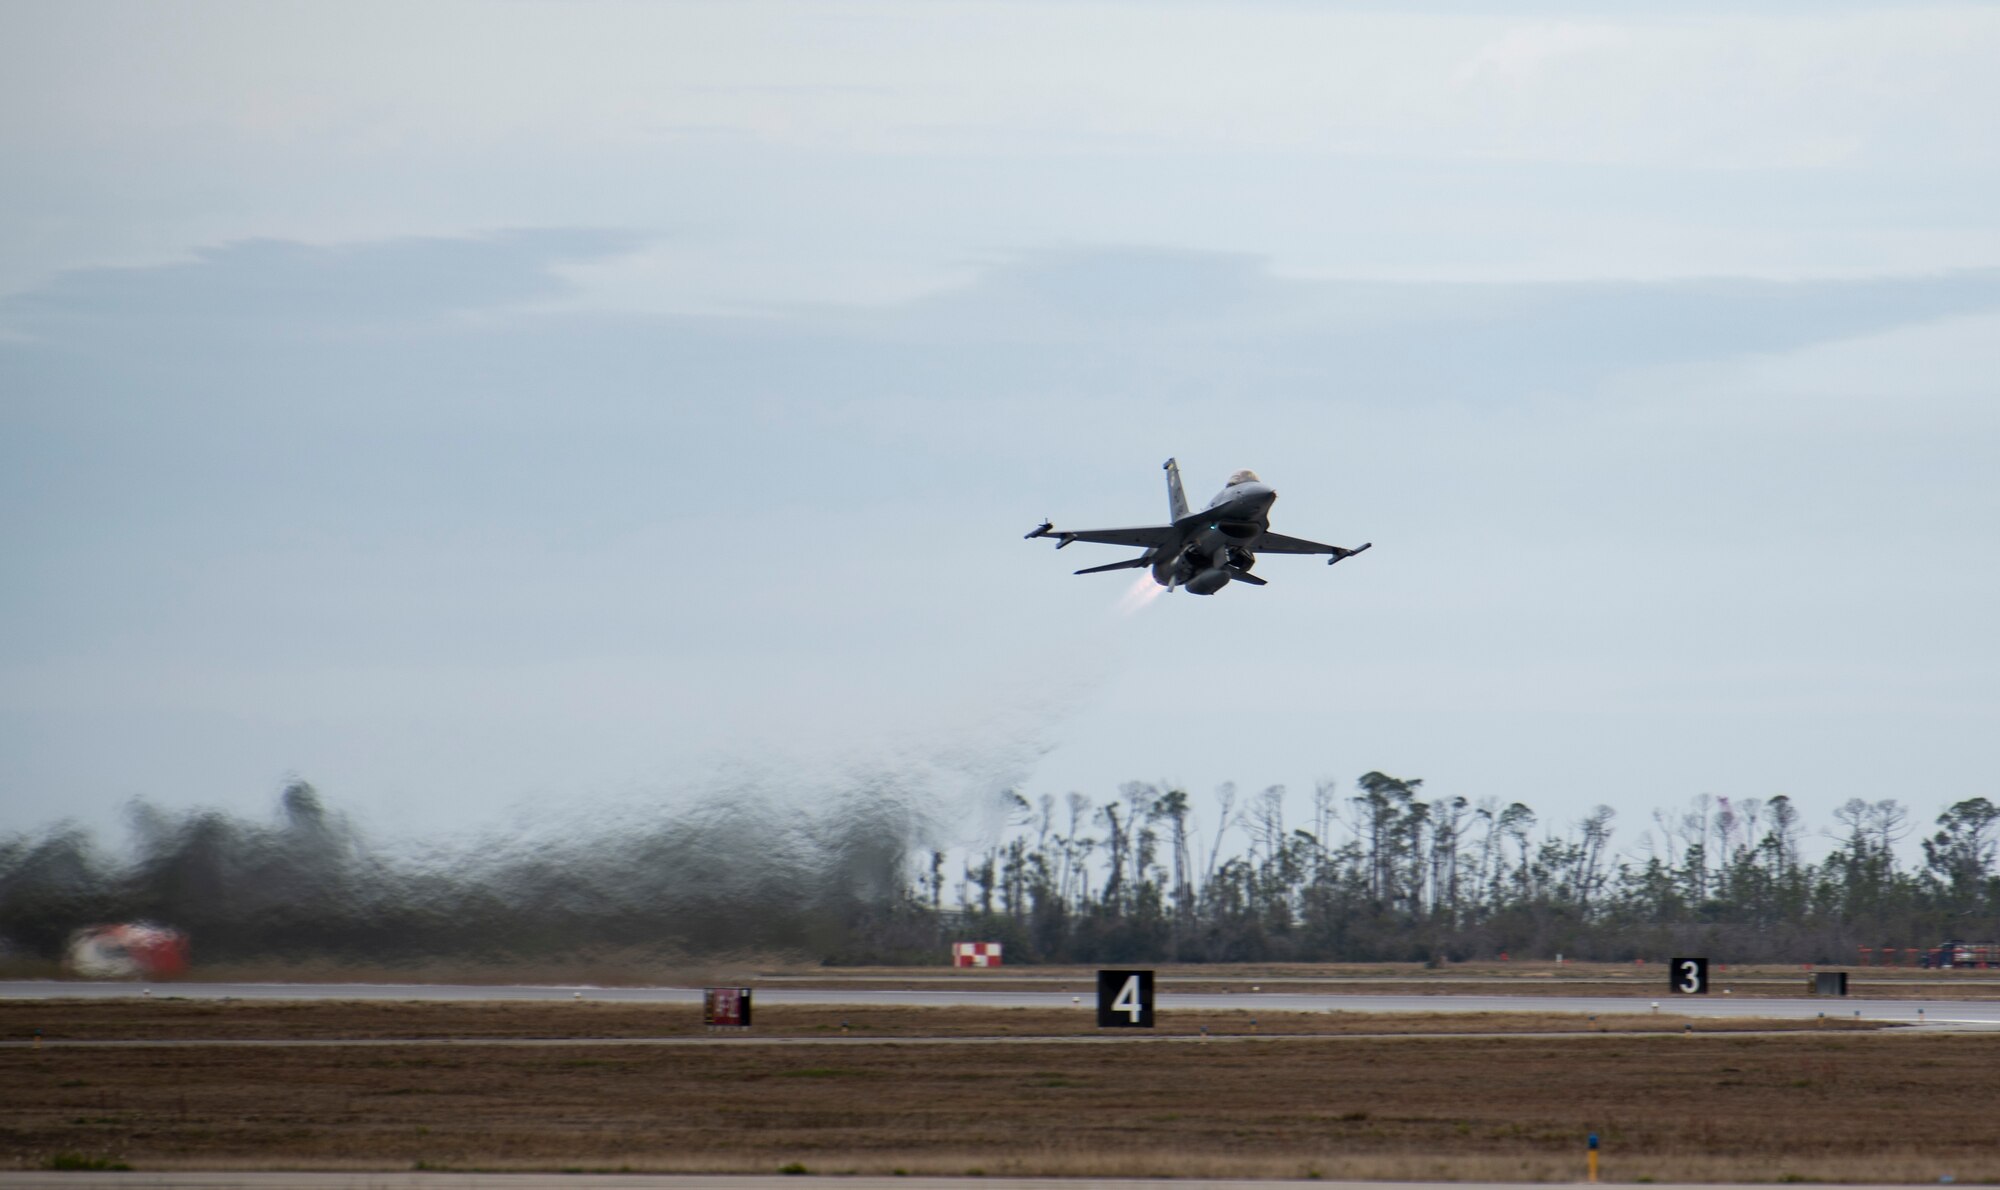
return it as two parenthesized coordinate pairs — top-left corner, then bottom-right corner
(4, 979), (1998, 1025)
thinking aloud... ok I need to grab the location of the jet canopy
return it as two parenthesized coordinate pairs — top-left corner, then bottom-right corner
(1225, 469), (1262, 487)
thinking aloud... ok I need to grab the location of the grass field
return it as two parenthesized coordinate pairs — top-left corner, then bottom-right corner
(2, 999), (1989, 1181)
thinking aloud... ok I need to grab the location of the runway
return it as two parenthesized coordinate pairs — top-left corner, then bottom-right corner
(6, 979), (2000, 1025)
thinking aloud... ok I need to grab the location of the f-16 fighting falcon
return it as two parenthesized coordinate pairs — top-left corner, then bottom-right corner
(1026, 458), (1372, 595)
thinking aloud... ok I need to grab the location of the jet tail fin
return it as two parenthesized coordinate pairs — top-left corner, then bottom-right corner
(1164, 458), (1189, 522)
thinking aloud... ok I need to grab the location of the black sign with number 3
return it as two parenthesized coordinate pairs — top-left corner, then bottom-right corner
(1670, 956), (1709, 994)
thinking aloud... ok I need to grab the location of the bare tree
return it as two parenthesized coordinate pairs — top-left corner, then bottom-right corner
(1098, 803), (1128, 914)
(1573, 805), (1615, 910)
(1151, 787), (1194, 927)
(1430, 795), (1469, 917)
(1203, 782), (1240, 889)
(1247, 786), (1287, 869)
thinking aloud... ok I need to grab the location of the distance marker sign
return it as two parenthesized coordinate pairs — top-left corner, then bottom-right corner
(1669, 957), (1709, 995)
(1096, 969), (1155, 1027)
(704, 986), (753, 1027)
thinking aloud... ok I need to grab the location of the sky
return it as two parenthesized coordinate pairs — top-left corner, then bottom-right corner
(3, 1), (1998, 866)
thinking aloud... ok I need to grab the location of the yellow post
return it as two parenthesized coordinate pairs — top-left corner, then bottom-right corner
(1588, 1132), (1600, 1183)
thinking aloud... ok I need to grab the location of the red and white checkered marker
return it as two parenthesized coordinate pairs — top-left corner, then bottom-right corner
(952, 941), (1002, 968)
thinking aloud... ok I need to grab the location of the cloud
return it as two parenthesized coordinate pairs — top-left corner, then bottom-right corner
(3, 232), (1997, 845)
(1, 229), (642, 342)
(1457, 22), (1631, 88)
(9, 237), (2000, 431)
(831, 248), (2000, 401)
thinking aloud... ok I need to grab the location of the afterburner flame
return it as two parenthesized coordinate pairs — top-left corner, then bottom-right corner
(1115, 571), (1167, 615)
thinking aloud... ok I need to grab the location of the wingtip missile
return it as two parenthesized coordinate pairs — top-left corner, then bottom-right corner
(1024, 524), (1088, 552)
(1329, 542), (1373, 565)
(1026, 520), (1081, 548)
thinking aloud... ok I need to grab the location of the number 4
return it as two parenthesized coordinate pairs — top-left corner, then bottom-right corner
(1112, 974), (1144, 1022)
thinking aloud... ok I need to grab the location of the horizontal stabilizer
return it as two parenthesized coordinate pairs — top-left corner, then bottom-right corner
(1074, 555), (1152, 576)
(1227, 567), (1266, 586)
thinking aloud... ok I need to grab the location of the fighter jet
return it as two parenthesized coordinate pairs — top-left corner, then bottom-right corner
(1026, 458), (1371, 595)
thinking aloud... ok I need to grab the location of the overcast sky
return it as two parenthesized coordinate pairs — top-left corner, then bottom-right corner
(3, 2), (1997, 862)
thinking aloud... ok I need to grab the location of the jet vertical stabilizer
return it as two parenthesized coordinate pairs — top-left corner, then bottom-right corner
(1164, 458), (1189, 522)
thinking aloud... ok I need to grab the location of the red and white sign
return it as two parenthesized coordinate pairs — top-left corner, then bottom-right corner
(952, 941), (1002, 968)
(703, 986), (752, 1028)
(65, 923), (190, 979)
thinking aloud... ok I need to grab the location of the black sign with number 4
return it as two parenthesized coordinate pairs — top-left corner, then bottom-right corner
(1670, 956), (1709, 994)
(1097, 969), (1155, 1027)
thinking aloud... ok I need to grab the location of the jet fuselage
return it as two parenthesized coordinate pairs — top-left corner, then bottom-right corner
(1156, 479), (1276, 594)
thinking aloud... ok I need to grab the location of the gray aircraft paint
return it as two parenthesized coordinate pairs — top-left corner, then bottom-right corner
(1026, 459), (1371, 595)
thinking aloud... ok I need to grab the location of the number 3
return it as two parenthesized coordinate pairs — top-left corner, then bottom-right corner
(1678, 960), (1701, 993)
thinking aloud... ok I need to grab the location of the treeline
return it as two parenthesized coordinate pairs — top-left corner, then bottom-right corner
(940, 776), (2000, 964)
(0, 781), (935, 966)
(1, 774), (1996, 967)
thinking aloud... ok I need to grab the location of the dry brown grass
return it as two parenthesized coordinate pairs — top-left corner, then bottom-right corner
(2, 1000), (1989, 1181)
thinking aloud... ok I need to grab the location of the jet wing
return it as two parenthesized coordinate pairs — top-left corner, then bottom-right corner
(1254, 531), (1344, 554)
(1025, 523), (1176, 549)
(1256, 531), (1372, 561)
